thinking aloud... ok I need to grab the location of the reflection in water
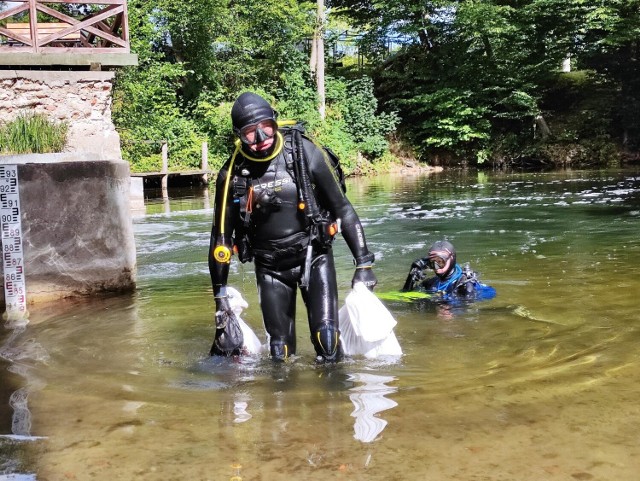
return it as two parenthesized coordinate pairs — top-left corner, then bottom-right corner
(233, 392), (252, 424)
(0, 318), (48, 438)
(348, 373), (398, 443)
(142, 187), (212, 216)
(0, 318), (48, 479)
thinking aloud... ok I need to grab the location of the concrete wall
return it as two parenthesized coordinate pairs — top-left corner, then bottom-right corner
(0, 70), (121, 161)
(0, 157), (136, 306)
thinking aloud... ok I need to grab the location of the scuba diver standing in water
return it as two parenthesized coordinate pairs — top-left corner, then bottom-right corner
(402, 240), (496, 301)
(208, 92), (377, 363)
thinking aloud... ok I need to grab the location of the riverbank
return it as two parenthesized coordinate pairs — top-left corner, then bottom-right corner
(350, 154), (444, 177)
(387, 159), (444, 175)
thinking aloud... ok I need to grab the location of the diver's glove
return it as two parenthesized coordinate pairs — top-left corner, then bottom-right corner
(411, 258), (428, 271)
(214, 294), (233, 329)
(401, 258), (428, 292)
(402, 270), (420, 292)
(211, 289), (244, 356)
(352, 253), (377, 291)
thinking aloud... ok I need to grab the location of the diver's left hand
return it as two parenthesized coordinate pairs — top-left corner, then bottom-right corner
(352, 265), (377, 290)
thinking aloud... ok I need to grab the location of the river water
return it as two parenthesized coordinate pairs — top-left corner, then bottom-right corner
(2, 168), (640, 480)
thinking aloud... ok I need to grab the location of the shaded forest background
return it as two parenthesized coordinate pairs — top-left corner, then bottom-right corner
(113, 0), (640, 174)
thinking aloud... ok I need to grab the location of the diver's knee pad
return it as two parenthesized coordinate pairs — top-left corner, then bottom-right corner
(311, 324), (342, 363)
(270, 339), (290, 362)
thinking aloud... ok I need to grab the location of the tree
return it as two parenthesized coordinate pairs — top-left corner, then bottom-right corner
(332, 0), (640, 164)
(578, 0), (640, 148)
(113, 0), (317, 170)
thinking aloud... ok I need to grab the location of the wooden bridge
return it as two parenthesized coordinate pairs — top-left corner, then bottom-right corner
(0, 0), (136, 67)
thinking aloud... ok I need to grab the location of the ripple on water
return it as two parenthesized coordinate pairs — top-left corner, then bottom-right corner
(6, 171), (640, 481)
(136, 261), (208, 280)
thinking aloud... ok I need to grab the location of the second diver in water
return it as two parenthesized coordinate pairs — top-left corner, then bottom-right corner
(402, 240), (496, 301)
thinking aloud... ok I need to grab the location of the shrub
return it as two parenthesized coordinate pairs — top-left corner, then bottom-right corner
(341, 77), (399, 159)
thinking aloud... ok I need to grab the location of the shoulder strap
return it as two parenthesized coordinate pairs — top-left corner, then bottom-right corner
(280, 121), (345, 217)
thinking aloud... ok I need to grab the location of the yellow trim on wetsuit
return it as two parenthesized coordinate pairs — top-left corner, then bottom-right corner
(217, 146), (240, 236)
(277, 119), (297, 128)
(217, 132), (285, 236)
(316, 331), (339, 356)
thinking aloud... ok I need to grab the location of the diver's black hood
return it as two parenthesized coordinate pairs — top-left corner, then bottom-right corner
(231, 92), (278, 158)
(231, 92), (276, 133)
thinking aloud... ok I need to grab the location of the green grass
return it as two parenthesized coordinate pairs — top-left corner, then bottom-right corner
(0, 113), (68, 154)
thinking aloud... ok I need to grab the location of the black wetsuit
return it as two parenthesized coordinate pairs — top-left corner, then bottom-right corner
(209, 130), (372, 360)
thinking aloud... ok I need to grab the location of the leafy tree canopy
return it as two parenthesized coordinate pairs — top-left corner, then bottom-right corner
(332, 0), (640, 163)
(113, 0), (640, 170)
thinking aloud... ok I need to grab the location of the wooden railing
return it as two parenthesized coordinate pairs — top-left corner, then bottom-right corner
(129, 141), (212, 196)
(0, 0), (130, 53)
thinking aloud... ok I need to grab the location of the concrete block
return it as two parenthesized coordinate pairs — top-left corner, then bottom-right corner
(129, 176), (145, 217)
(0, 157), (137, 307)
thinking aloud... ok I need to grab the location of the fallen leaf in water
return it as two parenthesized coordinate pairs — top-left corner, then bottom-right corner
(466, 446), (485, 453)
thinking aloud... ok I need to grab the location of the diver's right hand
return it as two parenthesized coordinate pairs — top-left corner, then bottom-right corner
(411, 258), (428, 271)
(408, 266), (422, 279)
(211, 294), (244, 356)
(402, 265), (424, 292)
(352, 264), (378, 290)
(214, 295), (233, 329)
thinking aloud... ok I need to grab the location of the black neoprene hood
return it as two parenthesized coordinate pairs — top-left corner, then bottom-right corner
(428, 240), (456, 261)
(231, 92), (276, 133)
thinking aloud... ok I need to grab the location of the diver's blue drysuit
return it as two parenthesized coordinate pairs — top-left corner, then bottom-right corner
(402, 240), (496, 301)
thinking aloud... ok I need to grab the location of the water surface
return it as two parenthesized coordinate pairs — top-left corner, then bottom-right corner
(2, 169), (640, 480)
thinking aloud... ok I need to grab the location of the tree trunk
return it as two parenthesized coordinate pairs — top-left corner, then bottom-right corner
(314, 0), (326, 119)
(310, 32), (317, 75)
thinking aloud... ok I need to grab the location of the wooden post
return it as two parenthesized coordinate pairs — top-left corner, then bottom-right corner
(29, 0), (38, 52)
(161, 140), (168, 197)
(203, 188), (211, 210)
(201, 141), (209, 184)
(534, 115), (551, 139)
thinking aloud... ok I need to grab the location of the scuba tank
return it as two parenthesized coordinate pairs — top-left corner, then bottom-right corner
(289, 128), (339, 287)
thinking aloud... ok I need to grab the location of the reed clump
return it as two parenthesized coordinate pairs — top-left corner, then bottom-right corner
(0, 113), (68, 154)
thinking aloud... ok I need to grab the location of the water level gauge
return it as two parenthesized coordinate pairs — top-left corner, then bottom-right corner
(0, 164), (27, 321)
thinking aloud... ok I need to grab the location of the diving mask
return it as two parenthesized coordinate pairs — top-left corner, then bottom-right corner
(428, 249), (453, 275)
(239, 119), (277, 145)
(430, 256), (447, 269)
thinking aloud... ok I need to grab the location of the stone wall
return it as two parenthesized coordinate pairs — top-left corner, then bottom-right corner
(0, 70), (122, 161)
(0, 157), (136, 307)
